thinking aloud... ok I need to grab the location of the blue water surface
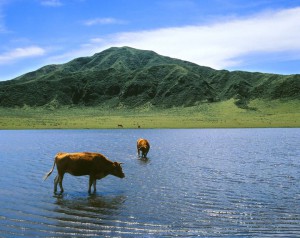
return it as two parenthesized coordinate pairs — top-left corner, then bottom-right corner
(0, 128), (299, 237)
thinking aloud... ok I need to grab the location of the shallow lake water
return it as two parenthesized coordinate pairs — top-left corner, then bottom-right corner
(0, 128), (299, 237)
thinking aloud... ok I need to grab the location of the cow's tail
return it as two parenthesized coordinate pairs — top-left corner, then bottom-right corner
(43, 157), (56, 181)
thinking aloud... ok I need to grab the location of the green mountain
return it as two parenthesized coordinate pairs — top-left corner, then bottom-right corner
(0, 46), (299, 108)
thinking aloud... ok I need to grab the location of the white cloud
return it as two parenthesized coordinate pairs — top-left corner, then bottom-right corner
(47, 7), (300, 71)
(0, 46), (46, 64)
(83, 17), (126, 26)
(66, 7), (299, 70)
(40, 0), (63, 7)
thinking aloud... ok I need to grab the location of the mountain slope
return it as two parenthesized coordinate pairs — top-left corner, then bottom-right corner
(0, 46), (299, 108)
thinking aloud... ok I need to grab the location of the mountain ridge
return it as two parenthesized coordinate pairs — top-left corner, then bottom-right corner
(0, 46), (299, 108)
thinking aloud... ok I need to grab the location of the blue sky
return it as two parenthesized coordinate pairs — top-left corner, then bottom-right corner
(0, 0), (300, 81)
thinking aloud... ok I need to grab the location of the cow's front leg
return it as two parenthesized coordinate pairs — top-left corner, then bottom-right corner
(88, 176), (95, 194)
(93, 179), (97, 193)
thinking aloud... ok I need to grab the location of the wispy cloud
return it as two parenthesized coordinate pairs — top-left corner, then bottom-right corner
(83, 17), (126, 26)
(40, 0), (63, 7)
(0, 46), (46, 64)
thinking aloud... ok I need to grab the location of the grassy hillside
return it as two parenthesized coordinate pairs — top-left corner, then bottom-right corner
(0, 46), (299, 129)
(0, 99), (299, 129)
(0, 47), (299, 109)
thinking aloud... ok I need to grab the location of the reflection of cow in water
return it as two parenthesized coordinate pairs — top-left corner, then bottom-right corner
(118, 124), (123, 128)
(137, 138), (150, 158)
(43, 152), (125, 194)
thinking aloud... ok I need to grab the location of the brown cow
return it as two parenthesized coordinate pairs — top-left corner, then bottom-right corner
(137, 138), (150, 158)
(43, 152), (125, 194)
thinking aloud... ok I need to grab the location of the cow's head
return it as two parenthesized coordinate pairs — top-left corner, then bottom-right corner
(111, 162), (125, 178)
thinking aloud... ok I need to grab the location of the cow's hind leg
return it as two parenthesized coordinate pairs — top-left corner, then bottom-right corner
(54, 175), (59, 193)
(58, 172), (64, 194)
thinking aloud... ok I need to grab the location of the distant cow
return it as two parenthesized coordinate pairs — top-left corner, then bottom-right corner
(137, 138), (150, 158)
(44, 152), (125, 194)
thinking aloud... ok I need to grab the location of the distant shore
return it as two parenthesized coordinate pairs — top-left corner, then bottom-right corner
(0, 99), (299, 129)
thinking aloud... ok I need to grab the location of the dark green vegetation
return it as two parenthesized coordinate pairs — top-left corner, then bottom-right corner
(0, 46), (299, 128)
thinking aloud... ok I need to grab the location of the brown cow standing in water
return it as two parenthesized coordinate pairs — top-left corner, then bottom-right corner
(137, 138), (150, 158)
(43, 152), (125, 194)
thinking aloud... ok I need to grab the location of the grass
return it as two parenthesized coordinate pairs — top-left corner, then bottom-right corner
(0, 99), (299, 129)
